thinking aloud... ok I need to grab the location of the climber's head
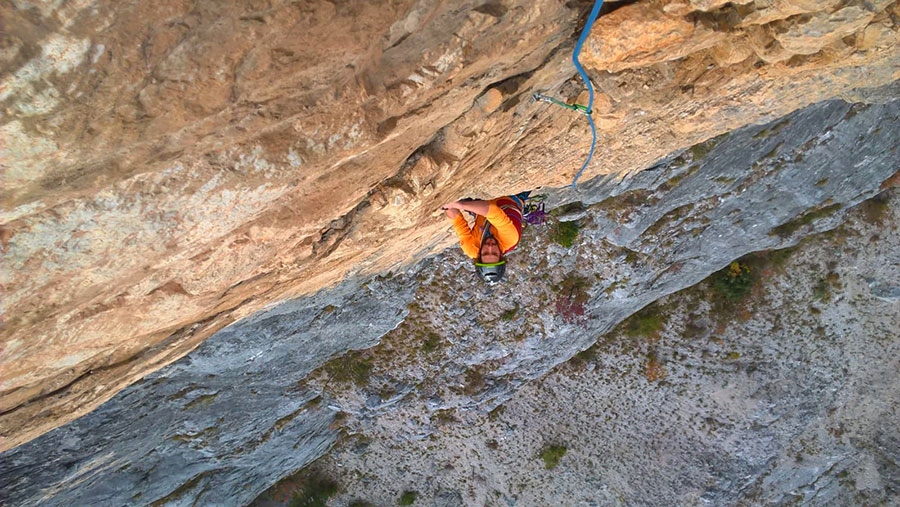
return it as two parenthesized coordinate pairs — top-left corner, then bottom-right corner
(479, 237), (502, 264)
(476, 238), (506, 284)
(475, 259), (506, 284)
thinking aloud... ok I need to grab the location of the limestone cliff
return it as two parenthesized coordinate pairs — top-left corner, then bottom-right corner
(1, 0), (898, 469)
(1, 93), (898, 506)
(311, 186), (900, 506)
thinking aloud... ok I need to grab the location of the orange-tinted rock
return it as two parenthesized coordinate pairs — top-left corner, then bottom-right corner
(1, 0), (898, 452)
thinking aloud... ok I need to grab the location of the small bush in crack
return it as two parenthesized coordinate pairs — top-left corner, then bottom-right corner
(555, 274), (591, 324)
(289, 476), (338, 507)
(488, 405), (506, 421)
(420, 331), (442, 354)
(323, 351), (373, 387)
(713, 261), (753, 301)
(623, 303), (668, 338)
(398, 490), (418, 505)
(813, 271), (841, 302)
(433, 408), (457, 425)
(689, 132), (728, 160)
(540, 444), (567, 469)
(550, 220), (580, 248)
(500, 303), (520, 321)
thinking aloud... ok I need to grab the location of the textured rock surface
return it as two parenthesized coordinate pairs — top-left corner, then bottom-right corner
(0, 275), (417, 506)
(2, 94), (898, 506)
(316, 189), (900, 506)
(2, 0), (900, 453)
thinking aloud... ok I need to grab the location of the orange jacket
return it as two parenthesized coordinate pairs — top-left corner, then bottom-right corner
(452, 196), (524, 259)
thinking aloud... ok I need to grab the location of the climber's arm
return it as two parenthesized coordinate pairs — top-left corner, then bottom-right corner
(450, 214), (479, 259)
(485, 201), (518, 246)
(442, 199), (490, 216)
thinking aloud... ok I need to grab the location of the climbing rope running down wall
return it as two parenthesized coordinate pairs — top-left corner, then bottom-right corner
(533, 0), (604, 188)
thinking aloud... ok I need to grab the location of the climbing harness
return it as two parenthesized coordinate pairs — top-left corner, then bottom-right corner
(533, 0), (604, 189)
(511, 191), (548, 227)
(523, 194), (548, 226)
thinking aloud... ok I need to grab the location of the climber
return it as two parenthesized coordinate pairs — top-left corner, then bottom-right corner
(441, 192), (530, 284)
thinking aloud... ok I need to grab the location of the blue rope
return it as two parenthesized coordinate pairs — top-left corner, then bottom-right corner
(569, 0), (603, 188)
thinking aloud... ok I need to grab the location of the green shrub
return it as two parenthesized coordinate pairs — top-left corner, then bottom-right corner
(551, 221), (580, 248)
(289, 477), (338, 507)
(398, 490), (418, 505)
(689, 132), (729, 160)
(420, 331), (441, 354)
(623, 303), (667, 338)
(500, 303), (520, 321)
(712, 261), (753, 301)
(568, 346), (598, 369)
(813, 271), (841, 302)
(323, 352), (372, 386)
(540, 445), (567, 469)
(433, 409), (456, 425)
(555, 274), (592, 324)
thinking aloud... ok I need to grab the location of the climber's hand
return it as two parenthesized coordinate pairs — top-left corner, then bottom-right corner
(443, 207), (460, 219)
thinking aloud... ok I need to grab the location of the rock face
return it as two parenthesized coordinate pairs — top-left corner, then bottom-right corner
(0, 0), (898, 484)
(316, 188), (900, 506)
(0, 276), (417, 506)
(2, 0), (899, 452)
(2, 91), (898, 505)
